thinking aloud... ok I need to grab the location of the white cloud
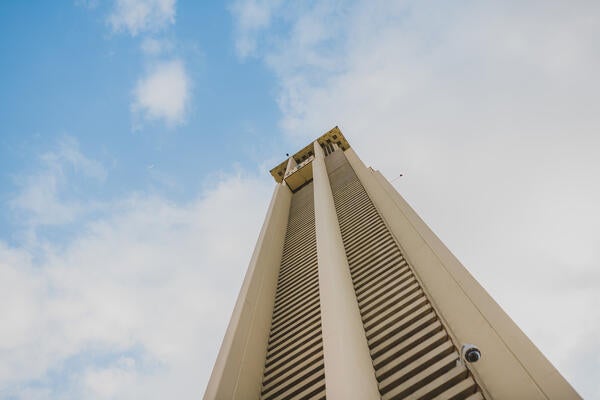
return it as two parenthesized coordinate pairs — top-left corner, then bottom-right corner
(229, 0), (282, 57)
(10, 136), (107, 228)
(75, 0), (100, 9)
(44, 136), (107, 181)
(108, 0), (176, 36)
(140, 37), (173, 56)
(1, 157), (272, 398)
(99, 1), (189, 129)
(132, 59), (190, 127)
(231, 1), (600, 397)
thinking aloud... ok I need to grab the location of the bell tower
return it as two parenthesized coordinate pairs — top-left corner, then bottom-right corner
(204, 127), (580, 400)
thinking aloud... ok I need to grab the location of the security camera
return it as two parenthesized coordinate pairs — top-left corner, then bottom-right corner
(461, 344), (482, 363)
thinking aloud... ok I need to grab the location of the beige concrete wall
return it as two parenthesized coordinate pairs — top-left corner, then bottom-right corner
(203, 182), (292, 400)
(312, 143), (380, 400)
(345, 148), (581, 399)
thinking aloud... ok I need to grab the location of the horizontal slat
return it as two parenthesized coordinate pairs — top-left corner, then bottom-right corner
(374, 322), (445, 373)
(361, 278), (419, 317)
(381, 353), (459, 399)
(268, 318), (321, 355)
(262, 360), (324, 399)
(352, 246), (403, 286)
(371, 311), (438, 359)
(351, 243), (402, 275)
(355, 258), (407, 296)
(263, 369), (325, 400)
(368, 303), (433, 348)
(378, 341), (455, 391)
(262, 349), (323, 392)
(365, 289), (425, 332)
(366, 295), (429, 339)
(357, 265), (412, 307)
(268, 303), (320, 340)
(273, 272), (319, 307)
(273, 276), (319, 311)
(402, 364), (468, 400)
(464, 392), (485, 400)
(271, 289), (320, 326)
(362, 283), (422, 325)
(268, 304), (320, 350)
(265, 328), (322, 371)
(431, 376), (477, 400)
(276, 261), (318, 292)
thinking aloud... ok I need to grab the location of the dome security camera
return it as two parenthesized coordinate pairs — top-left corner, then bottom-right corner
(461, 344), (482, 363)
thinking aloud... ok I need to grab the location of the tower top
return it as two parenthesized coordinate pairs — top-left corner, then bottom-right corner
(269, 126), (350, 183)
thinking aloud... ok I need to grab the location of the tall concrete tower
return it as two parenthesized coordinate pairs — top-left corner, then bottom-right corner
(204, 127), (580, 400)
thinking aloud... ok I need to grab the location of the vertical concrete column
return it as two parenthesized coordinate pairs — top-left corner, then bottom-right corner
(204, 181), (292, 400)
(312, 141), (380, 400)
(284, 156), (297, 176)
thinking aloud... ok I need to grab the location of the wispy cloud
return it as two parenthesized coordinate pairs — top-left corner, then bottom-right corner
(132, 59), (190, 127)
(140, 37), (173, 56)
(108, 0), (176, 36)
(10, 136), (107, 228)
(95, 0), (193, 130)
(229, 0), (281, 58)
(1, 141), (272, 398)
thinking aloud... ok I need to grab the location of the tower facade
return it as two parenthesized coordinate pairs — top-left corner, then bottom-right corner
(204, 127), (580, 400)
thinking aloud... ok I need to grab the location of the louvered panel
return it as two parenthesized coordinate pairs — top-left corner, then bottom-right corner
(268, 305), (320, 345)
(364, 288), (425, 331)
(268, 319), (321, 356)
(374, 322), (446, 373)
(365, 292), (426, 338)
(271, 295), (319, 331)
(326, 152), (483, 400)
(349, 239), (399, 274)
(357, 263), (411, 306)
(273, 267), (319, 306)
(262, 350), (323, 393)
(262, 347), (322, 387)
(280, 237), (316, 262)
(271, 283), (319, 324)
(370, 311), (439, 359)
(367, 295), (428, 333)
(269, 305), (320, 346)
(463, 392), (485, 400)
(276, 260), (318, 292)
(351, 252), (399, 285)
(344, 225), (390, 255)
(260, 182), (326, 399)
(349, 239), (397, 269)
(432, 376), (478, 400)
(268, 311), (321, 349)
(280, 244), (317, 267)
(368, 303), (433, 348)
(352, 250), (403, 286)
(361, 278), (419, 317)
(277, 260), (317, 285)
(383, 355), (467, 400)
(378, 341), (455, 389)
(264, 333), (322, 377)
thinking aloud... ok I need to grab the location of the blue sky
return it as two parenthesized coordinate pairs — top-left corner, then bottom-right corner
(0, 1), (282, 209)
(1, 1), (599, 399)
